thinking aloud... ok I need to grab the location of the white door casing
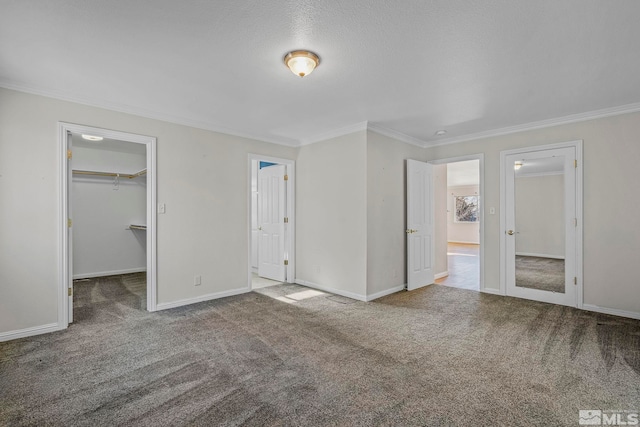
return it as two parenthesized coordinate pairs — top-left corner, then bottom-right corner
(504, 146), (577, 307)
(406, 159), (435, 291)
(258, 164), (287, 282)
(66, 131), (74, 323)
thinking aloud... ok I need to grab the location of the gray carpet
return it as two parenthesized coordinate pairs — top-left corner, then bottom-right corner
(1, 274), (639, 426)
(516, 255), (565, 293)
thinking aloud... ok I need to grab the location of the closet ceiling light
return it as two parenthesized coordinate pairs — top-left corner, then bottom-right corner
(435, 130), (447, 136)
(514, 161), (523, 170)
(283, 50), (320, 77)
(82, 134), (103, 142)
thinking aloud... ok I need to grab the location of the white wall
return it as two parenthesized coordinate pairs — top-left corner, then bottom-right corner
(426, 111), (640, 314)
(447, 185), (480, 244)
(366, 131), (426, 297)
(515, 174), (565, 258)
(72, 144), (147, 278)
(296, 131), (368, 299)
(0, 87), (297, 336)
(433, 164), (448, 277)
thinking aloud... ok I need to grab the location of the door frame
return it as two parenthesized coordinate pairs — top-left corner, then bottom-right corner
(58, 122), (158, 331)
(429, 154), (486, 293)
(247, 154), (295, 289)
(499, 140), (583, 307)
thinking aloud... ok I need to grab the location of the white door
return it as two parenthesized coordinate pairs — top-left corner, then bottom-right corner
(67, 131), (74, 323)
(406, 159), (435, 291)
(505, 147), (577, 306)
(257, 164), (286, 282)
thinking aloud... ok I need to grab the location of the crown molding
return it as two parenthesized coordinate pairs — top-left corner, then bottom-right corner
(366, 123), (427, 147)
(0, 79), (299, 147)
(298, 121), (369, 146)
(426, 102), (640, 147)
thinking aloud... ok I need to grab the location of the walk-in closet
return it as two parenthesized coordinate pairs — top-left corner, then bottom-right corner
(71, 133), (147, 321)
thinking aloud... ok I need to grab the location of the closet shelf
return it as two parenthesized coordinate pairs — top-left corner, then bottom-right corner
(128, 224), (147, 231)
(73, 169), (147, 179)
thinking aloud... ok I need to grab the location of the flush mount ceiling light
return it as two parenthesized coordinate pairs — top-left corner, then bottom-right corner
(81, 134), (103, 142)
(435, 130), (447, 136)
(283, 50), (320, 77)
(514, 161), (523, 170)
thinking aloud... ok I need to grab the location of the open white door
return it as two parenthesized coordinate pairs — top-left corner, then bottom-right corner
(257, 164), (286, 282)
(504, 146), (577, 307)
(406, 159), (435, 291)
(66, 132), (74, 323)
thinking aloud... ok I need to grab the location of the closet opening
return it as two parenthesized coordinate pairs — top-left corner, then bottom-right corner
(59, 123), (157, 330)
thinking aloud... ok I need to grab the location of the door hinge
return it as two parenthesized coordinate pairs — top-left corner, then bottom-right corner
(574, 218), (577, 227)
(68, 218), (72, 228)
(284, 217), (289, 223)
(67, 149), (72, 160)
(284, 174), (288, 181)
(68, 287), (73, 296)
(284, 260), (289, 266)
(574, 159), (577, 168)
(574, 277), (577, 285)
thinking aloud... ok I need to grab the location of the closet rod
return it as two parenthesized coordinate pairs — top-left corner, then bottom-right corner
(72, 169), (147, 179)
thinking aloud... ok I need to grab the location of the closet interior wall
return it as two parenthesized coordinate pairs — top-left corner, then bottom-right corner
(72, 137), (147, 279)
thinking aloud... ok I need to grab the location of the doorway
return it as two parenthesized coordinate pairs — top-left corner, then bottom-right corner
(500, 141), (583, 307)
(247, 154), (295, 290)
(58, 123), (157, 329)
(429, 155), (485, 292)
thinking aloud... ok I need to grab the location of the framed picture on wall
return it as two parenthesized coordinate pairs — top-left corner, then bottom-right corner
(454, 195), (479, 223)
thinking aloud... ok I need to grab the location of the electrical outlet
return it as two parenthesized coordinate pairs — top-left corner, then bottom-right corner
(489, 207), (496, 215)
(194, 275), (201, 286)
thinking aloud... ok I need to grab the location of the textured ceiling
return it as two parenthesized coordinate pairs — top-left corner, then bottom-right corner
(2, 1), (640, 147)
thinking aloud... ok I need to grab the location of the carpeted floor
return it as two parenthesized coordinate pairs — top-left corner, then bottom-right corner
(1, 274), (639, 426)
(516, 255), (565, 293)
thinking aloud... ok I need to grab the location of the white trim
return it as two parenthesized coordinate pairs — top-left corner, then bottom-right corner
(1, 81), (297, 147)
(248, 154), (296, 289)
(480, 288), (503, 296)
(5, 82), (640, 150)
(428, 154), (485, 294)
(448, 240), (480, 245)
(516, 171), (564, 178)
(435, 271), (449, 280)
(368, 123), (425, 147)
(500, 140), (583, 305)
(295, 279), (367, 302)
(299, 121), (368, 146)
(515, 252), (564, 260)
(59, 123), (158, 331)
(156, 288), (250, 311)
(365, 285), (406, 301)
(0, 323), (62, 343)
(427, 102), (640, 147)
(73, 268), (146, 280)
(582, 304), (640, 321)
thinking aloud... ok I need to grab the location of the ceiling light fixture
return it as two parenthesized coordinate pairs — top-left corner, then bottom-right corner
(82, 134), (103, 142)
(435, 130), (447, 136)
(514, 161), (523, 170)
(283, 50), (320, 77)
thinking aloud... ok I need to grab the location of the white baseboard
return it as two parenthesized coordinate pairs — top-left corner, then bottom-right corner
(582, 304), (640, 320)
(448, 241), (480, 245)
(295, 279), (367, 302)
(480, 287), (503, 296)
(73, 267), (147, 280)
(515, 252), (564, 260)
(0, 322), (63, 343)
(156, 287), (250, 311)
(365, 285), (405, 301)
(435, 271), (449, 280)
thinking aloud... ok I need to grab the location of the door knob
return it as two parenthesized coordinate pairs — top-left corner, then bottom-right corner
(258, 226), (262, 230)
(405, 229), (418, 234)
(507, 230), (514, 235)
